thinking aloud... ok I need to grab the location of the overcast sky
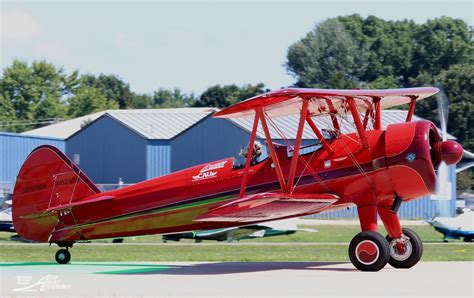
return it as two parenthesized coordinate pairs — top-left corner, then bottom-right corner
(1, 0), (472, 94)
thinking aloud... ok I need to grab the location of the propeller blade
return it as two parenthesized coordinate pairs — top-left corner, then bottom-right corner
(433, 162), (452, 200)
(434, 79), (449, 141)
(431, 79), (453, 217)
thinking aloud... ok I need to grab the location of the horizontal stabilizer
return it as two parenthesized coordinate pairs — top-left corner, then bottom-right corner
(20, 195), (115, 220)
(194, 192), (338, 223)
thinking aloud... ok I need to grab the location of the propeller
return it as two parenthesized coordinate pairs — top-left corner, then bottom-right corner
(431, 80), (452, 216)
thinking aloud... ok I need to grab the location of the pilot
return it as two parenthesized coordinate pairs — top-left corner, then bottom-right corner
(239, 141), (264, 165)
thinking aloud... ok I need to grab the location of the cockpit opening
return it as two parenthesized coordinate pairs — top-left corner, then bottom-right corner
(232, 130), (336, 170)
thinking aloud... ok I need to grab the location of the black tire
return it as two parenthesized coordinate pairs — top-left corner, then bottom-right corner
(349, 231), (390, 271)
(463, 236), (473, 242)
(55, 249), (71, 264)
(386, 228), (423, 269)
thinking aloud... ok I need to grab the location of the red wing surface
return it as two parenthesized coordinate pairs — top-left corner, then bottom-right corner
(213, 87), (438, 118)
(194, 193), (339, 222)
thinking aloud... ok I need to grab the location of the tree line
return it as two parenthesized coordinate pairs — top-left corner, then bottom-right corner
(1, 15), (472, 154)
(286, 15), (472, 152)
(0, 60), (266, 132)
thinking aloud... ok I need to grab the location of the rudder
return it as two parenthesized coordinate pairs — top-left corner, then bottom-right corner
(12, 145), (100, 242)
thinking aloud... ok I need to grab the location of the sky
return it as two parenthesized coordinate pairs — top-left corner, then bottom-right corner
(1, 0), (472, 95)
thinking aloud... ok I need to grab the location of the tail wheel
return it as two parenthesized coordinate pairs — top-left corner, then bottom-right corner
(386, 228), (423, 269)
(349, 231), (390, 271)
(55, 249), (71, 264)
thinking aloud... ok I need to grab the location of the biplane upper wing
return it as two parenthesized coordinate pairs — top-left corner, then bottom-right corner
(194, 192), (339, 222)
(213, 87), (439, 118)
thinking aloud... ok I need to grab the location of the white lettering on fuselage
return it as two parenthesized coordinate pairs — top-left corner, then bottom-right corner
(199, 161), (227, 173)
(192, 161), (228, 182)
(192, 171), (217, 181)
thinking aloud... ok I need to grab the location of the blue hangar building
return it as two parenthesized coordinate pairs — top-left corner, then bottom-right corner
(2, 108), (458, 218)
(0, 133), (65, 192)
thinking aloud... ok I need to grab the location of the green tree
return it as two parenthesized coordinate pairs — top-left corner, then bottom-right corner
(457, 171), (473, 193)
(68, 87), (118, 117)
(80, 74), (134, 108)
(34, 97), (68, 121)
(410, 64), (473, 151)
(366, 75), (399, 89)
(412, 17), (473, 77)
(0, 60), (77, 131)
(286, 15), (473, 152)
(0, 92), (17, 131)
(194, 83), (266, 108)
(152, 88), (196, 108)
(129, 94), (153, 109)
(438, 64), (473, 151)
(288, 15), (472, 88)
(286, 18), (368, 88)
(337, 15), (417, 84)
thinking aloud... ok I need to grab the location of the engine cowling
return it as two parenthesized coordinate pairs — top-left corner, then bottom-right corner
(384, 120), (458, 199)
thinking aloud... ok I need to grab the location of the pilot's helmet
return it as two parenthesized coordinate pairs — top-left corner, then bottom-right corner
(253, 141), (262, 156)
(239, 141), (263, 158)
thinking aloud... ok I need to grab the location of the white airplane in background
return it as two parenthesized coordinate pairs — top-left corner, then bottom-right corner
(0, 200), (14, 232)
(427, 209), (474, 242)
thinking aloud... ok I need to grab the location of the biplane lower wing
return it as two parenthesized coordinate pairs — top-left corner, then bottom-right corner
(194, 192), (339, 222)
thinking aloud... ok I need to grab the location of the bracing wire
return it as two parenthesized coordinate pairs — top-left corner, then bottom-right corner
(318, 100), (373, 187)
(265, 112), (331, 193)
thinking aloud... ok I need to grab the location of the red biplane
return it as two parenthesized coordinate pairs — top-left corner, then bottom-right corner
(12, 87), (464, 271)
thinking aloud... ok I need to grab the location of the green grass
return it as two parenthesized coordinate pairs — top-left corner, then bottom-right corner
(0, 243), (473, 262)
(0, 224), (456, 244)
(0, 224), (472, 262)
(113, 224), (463, 243)
(240, 224), (452, 243)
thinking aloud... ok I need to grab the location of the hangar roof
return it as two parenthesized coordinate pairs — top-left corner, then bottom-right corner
(22, 108), (217, 140)
(104, 108), (216, 139)
(22, 111), (105, 139)
(228, 110), (455, 140)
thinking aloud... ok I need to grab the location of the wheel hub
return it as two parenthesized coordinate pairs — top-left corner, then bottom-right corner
(355, 240), (380, 265)
(394, 241), (406, 254)
(389, 236), (412, 261)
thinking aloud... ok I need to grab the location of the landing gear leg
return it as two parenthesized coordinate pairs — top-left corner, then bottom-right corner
(348, 204), (390, 271)
(379, 201), (423, 269)
(53, 241), (74, 264)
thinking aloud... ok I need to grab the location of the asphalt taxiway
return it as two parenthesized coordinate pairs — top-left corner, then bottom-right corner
(1, 261), (473, 297)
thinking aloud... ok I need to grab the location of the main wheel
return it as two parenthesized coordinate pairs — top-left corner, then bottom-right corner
(386, 228), (423, 269)
(55, 249), (71, 264)
(349, 231), (390, 271)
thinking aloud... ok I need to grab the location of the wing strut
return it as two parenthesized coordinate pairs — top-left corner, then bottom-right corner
(287, 100), (309, 193)
(362, 104), (373, 130)
(373, 96), (382, 130)
(346, 96), (368, 148)
(305, 114), (334, 155)
(239, 111), (260, 198)
(405, 96), (417, 122)
(260, 112), (287, 191)
(324, 98), (341, 135)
